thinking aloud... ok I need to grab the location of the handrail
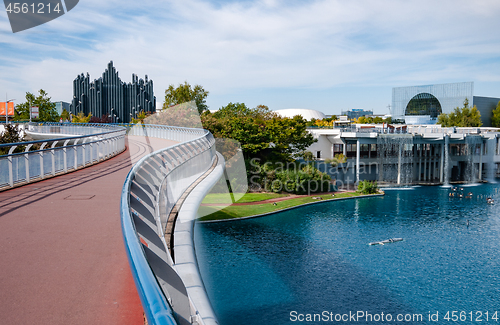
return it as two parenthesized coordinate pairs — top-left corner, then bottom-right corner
(121, 171), (178, 324)
(120, 124), (218, 325)
(0, 122), (125, 152)
(0, 122), (126, 190)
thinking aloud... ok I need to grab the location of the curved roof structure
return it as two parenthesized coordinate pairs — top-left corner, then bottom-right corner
(274, 108), (326, 120)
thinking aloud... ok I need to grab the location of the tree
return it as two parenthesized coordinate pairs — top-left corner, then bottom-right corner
(492, 101), (500, 128)
(61, 108), (71, 122)
(14, 89), (59, 122)
(437, 98), (482, 127)
(131, 110), (151, 124)
(89, 114), (111, 123)
(72, 112), (92, 123)
(162, 82), (209, 114)
(203, 103), (270, 157)
(201, 103), (315, 162)
(145, 101), (202, 128)
(266, 115), (316, 161)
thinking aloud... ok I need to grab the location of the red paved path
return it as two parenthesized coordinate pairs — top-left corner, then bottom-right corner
(0, 136), (176, 325)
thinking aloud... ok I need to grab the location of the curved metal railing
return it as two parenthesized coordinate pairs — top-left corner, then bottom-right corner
(0, 122), (126, 190)
(121, 124), (218, 325)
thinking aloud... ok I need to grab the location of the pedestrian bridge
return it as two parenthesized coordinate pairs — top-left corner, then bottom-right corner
(0, 122), (238, 325)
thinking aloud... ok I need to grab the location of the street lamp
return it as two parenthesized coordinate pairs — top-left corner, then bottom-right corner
(5, 96), (15, 124)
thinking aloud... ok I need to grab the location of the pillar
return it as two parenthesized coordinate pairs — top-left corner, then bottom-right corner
(440, 143), (444, 183)
(418, 144), (422, 182)
(479, 141), (483, 181)
(397, 143), (402, 185)
(356, 140), (360, 184)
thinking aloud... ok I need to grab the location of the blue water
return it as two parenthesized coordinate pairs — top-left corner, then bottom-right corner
(195, 184), (500, 324)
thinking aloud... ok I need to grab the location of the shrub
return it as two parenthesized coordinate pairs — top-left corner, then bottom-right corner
(357, 180), (378, 194)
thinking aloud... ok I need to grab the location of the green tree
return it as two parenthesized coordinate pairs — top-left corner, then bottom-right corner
(0, 124), (25, 154)
(491, 101), (500, 128)
(203, 103), (270, 156)
(201, 103), (315, 162)
(302, 151), (315, 162)
(131, 110), (150, 124)
(61, 108), (70, 122)
(14, 89), (59, 122)
(266, 115), (315, 161)
(437, 98), (482, 127)
(162, 82), (209, 114)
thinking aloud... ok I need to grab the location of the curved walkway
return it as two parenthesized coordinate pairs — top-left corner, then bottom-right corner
(0, 135), (176, 325)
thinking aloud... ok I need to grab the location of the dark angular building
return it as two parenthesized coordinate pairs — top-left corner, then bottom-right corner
(70, 61), (156, 123)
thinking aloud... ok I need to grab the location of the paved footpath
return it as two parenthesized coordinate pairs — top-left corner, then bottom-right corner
(0, 136), (176, 325)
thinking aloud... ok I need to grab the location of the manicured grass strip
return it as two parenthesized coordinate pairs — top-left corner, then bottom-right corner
(199, 192), (375, 221)
(201, 192), (289, 204)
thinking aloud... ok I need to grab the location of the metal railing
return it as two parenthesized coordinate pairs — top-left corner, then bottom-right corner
(0, 123), (126, 190)
(121, 124), (217, 325)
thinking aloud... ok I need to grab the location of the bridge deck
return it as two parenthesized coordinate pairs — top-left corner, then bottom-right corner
(0, 135), (177, 325)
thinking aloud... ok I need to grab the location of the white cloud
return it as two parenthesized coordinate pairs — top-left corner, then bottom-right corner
(0, 0), (499, 110)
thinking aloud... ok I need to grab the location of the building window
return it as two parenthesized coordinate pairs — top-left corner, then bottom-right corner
(405, 93), (442, 118)
(333, 144), (343, 154)
(316, 151), (321, 159)
(346, 144), (357, 158)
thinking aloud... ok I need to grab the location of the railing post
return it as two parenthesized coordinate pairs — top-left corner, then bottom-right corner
(51, 141), (58, 176)
(82, 139), (86, 167)
(63, 140), (71, 172)
(25, 144), (33, 183)
(8, 146), (17, 187)
(39, 142), (47, 179)
(90, 141), (93, 164)
(74, 139), (79, 170)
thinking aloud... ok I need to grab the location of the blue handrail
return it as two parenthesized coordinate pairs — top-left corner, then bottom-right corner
(120, 170), (178, 325)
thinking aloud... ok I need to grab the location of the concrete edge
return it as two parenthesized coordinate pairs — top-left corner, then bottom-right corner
(173, 152), (225, 325)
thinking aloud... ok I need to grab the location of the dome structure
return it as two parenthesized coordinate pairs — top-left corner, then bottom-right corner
(274, 108), (326, 120)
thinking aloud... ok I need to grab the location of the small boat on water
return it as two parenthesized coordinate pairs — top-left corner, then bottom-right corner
(369, 238), (403, 246)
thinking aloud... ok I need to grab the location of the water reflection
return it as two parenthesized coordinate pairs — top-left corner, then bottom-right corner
(195, 184), (500, 325)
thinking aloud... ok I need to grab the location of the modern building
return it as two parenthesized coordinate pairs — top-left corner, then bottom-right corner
(341, 108), (373, 120)
(70, 61), (156, 123)
(308, 124), (500, 187)
(54, 101), (70, 115)
(274, 108), (326, 120)
(392, 82), (500, 126)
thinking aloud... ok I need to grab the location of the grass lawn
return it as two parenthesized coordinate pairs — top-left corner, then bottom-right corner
(198, 191), (380, 221)
(201, 192), (289, 204)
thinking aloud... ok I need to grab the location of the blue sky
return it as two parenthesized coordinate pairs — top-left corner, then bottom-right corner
(1, 0), (499, 115)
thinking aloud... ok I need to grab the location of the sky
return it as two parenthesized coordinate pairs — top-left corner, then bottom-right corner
(0, 0), (500, 116)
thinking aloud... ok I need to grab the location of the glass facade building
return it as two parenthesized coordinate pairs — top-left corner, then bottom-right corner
(392, 82), (499, 126)
(392, 82), (474, 122)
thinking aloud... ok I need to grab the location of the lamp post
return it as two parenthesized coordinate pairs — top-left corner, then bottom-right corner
(110, 108), (114, 123)
(5, 95), (15, 124)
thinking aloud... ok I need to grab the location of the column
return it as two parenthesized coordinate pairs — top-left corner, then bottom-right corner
(356, 140), (360, 184)
(440, 143), (444, 183)
(397, 143), (402, 185)
(479, 141), (483, 181)
(418, 144), (422, 182)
